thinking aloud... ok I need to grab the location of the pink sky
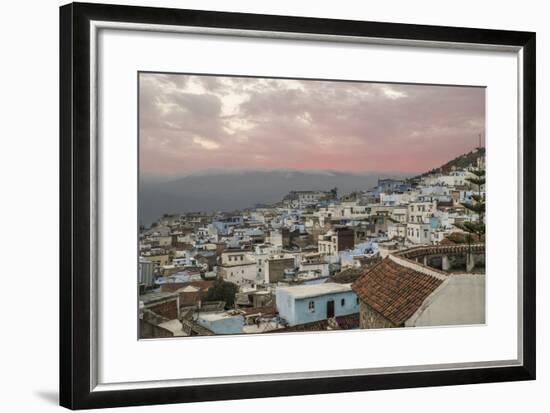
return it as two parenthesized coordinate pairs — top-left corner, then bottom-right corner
(139, 73), (485, 175)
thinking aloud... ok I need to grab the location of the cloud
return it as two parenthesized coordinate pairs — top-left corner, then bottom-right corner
(379, 85), (408, 100)
(139, 73), (485, 175)
(193, 137), (220, 150)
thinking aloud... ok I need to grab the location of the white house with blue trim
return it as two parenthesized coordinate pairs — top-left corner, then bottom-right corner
(276, 283), (359, 326)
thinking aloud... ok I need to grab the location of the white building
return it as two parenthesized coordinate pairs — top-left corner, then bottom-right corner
(172, 256), (196, 267)
(388, 222), (407, 240)
(266, 229), (282, 247)
(380, 192), (404, 206)
(218, 250), (259, 287)
(253, 244), (281, 282)
(276, 283), (359, 326)
(408, 201), (436, 224)
(390, 206), (408, 223)
(408, 274), (485, 326)
(299, 253), (330, 277)
(330, 202), (370, 219)
(407, 222), (432, 244)
(284, 190), (332, 208)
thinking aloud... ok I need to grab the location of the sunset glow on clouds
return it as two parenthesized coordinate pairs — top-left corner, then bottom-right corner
(139, 73), (485, 175)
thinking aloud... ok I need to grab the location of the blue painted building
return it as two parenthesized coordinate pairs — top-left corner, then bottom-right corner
(374, 178), (411, 195)
(197, 312), (244, 335)
(276, 283), (360, 326)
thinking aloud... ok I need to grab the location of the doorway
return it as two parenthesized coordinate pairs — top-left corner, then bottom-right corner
(327, 300), (335, 318)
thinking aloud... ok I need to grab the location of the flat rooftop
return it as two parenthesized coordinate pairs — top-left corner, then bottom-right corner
(198, 312), (243, 322)
(139, 291), (179, 305)
(276, 282), (352, 299)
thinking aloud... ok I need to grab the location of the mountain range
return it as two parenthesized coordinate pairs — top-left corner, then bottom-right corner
(139, 169), (409, 226)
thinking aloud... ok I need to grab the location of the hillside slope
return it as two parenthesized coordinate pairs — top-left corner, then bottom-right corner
(413, 147), (485, 179)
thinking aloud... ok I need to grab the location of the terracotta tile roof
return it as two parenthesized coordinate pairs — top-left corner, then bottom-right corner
(352, 256), (445, 326)
(329, 257), (382, 284)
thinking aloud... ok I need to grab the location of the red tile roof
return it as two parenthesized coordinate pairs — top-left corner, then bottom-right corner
(352, 256), (445, 326)
(329, 257), (382, 284)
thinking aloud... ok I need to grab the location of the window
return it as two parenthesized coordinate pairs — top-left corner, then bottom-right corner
(356, 297), (360, 305)
(341, 298), (345, 306)
(308, 301), (315, 311)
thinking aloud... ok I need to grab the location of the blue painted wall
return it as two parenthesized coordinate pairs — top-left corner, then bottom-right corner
(276, 289), (359, 326)
(430, 216), (441, 229)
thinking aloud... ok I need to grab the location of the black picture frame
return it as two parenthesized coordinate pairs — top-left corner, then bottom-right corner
(60, 2), (536, 410)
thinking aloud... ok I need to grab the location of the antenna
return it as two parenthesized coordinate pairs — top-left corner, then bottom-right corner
(477, 132), (483, 150)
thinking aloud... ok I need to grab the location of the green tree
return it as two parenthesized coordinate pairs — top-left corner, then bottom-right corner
(455, 166), (485, 242)
(206, 278), (239, 308)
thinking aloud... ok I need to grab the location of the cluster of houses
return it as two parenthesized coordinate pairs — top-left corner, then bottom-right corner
(139, 152), (486, 338)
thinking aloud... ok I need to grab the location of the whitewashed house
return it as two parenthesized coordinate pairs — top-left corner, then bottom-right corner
(407, 222), (432, 244)
(276, 283), (360, 326)
(218, 249), (259, 287)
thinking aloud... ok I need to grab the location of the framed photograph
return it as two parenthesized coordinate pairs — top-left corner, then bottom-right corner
(60, 2), (536, 410)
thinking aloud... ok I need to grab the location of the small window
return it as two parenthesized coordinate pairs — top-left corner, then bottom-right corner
(356, 297), (360, 305)
(308, 301), (315, 311)
(341, 298), (345, 306)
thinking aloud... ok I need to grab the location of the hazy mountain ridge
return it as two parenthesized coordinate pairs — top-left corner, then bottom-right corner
(412, 147), (485, 180)
(139, 169), (410, 226)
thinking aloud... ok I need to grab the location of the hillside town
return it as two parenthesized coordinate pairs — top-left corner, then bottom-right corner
(139, 148), (486, 338)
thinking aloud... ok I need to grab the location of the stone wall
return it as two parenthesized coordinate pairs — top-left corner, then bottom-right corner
(267, 258), (295, 283)
(359, 301), (398, 329)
